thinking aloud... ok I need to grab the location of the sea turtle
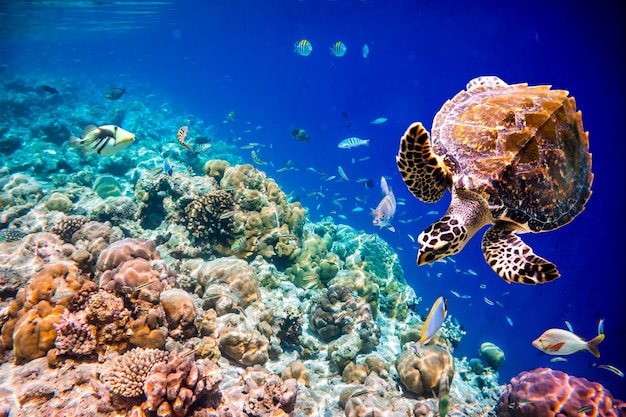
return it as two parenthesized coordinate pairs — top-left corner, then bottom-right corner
(396, 76), (592, 284)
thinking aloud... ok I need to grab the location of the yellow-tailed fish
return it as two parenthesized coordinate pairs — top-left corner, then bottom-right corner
(69, 124), (135, 156)
(330, 41), (347, 57)
(414, 296), (448, 350)
(532, 326), (605, 358)
(294, 39), (313, 56)
(596, 364), (624, 377)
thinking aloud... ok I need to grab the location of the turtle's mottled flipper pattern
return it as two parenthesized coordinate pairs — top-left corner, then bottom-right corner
(396, 122), (451, 203)
(482, 224), (560, 284)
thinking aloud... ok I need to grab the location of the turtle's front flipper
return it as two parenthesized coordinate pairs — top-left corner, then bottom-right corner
(482, 223), (560, 284)
(396, 122), (451, 203)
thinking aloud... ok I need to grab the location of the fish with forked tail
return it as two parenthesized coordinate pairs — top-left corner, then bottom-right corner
(532, 321), (605, 358)
(372, 176), (396, 232)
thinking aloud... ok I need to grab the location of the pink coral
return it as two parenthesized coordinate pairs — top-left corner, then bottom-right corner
(144, 350), (222, 417)
(53, 310), (97, 356)
(496, 368), (626, 417)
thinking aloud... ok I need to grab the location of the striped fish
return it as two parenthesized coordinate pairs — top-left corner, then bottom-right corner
(177, 125), (192, 150)
(69, 124), (135, 156)
(338, 137), (369, 149)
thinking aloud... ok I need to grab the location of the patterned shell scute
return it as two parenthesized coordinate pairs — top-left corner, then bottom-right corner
(431, 80), (592, 232)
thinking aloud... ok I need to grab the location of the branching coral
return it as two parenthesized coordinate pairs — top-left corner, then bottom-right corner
(48, 215), (89, 242)
(144, 351), (221, 417)
(100, 347), (168, 398)
(53, 310), (97, 356)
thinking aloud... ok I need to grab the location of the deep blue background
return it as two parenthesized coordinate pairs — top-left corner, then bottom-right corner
(2, 0), (624, 399)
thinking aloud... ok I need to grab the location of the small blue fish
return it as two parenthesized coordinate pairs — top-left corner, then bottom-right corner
(294, 39), (313, 56)
(330, 41), (347, 57)
(338, 137), (369, 149)
(362, 43), (369, 58)
(370, 117), (388, 125)
(372, 177), (396, 232)
(163, 157), (173, 176)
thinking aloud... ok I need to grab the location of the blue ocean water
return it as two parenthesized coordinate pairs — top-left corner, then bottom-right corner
(1, 0), (624, 402)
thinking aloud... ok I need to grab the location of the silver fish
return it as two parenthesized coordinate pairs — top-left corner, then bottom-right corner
(372, 176), (396, 232)
(338, 137), (369, 149)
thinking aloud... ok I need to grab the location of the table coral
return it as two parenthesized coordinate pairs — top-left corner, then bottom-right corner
(496, 367), (626, 417)
(395, 344), (454, 396)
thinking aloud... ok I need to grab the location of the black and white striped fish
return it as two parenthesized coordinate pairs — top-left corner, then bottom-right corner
(69, 124), (135, 156)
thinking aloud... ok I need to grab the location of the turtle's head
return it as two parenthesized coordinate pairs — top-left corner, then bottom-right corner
(417, 215), (469, 265)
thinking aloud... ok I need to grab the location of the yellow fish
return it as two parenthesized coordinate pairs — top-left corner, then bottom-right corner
(413, 296), (447, 352)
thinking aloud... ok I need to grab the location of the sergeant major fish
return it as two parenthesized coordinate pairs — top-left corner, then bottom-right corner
(69, 124), (135, 156)
(294, 39), (313, 56)
(372, 176), (396, 232)
(330, 41), (347, 57)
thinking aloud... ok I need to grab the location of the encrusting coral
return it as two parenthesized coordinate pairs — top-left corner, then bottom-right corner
(496, 367), (625, 416)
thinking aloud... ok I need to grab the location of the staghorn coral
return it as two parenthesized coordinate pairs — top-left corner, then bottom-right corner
(395, 344), (454, 396)
(144, 350), (222, 417)
(496, 368), (626, 417)
(52, 309), (97, 356)
(48, 215), (89, 242)
(100, 347), (168, 398)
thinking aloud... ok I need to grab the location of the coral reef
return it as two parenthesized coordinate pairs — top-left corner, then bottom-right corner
(395, 344), (454, 396)
(496, 368), (626, 417)
(100, 347), (168, 398)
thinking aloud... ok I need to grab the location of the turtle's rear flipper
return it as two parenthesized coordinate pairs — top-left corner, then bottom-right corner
(482, 223), (560, 284)
(396, 122), (451, 203)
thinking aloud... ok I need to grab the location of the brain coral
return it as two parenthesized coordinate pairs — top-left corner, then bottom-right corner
(395, 344), (454, 396)
(496, 368), (626, 417)
(100, 347), (168, 397)
(189, 256), (260, 314)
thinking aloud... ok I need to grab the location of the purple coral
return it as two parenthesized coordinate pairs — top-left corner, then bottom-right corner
(496, 367), (626, 417)
(53, 310), (97, 356)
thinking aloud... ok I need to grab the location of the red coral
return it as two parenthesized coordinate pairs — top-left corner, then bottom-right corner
(496, 368), (626, 417)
